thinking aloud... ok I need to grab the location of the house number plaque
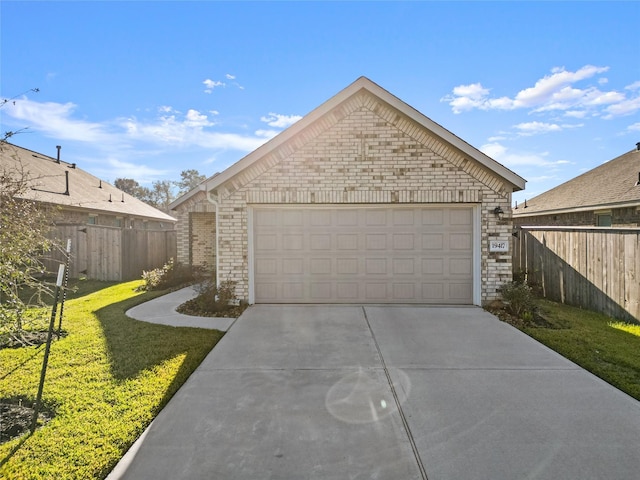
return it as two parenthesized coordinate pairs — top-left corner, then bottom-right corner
(489, 240), (509, 252)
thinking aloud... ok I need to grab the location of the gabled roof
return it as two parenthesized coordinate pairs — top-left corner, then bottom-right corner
(513, 148), (640, 217)
(1, 143), (176, 222)
(171, 77), (526, 209)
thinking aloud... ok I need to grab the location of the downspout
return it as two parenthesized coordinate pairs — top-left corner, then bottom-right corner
(206, 188), (220, 287)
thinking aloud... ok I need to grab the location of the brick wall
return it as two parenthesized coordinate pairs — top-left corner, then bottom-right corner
(202, 92), (514, 304)
(190, 212), (216, 268)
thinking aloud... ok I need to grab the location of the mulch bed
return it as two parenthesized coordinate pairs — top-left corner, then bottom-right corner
(176, 298), (248, 318)
(0, 400), (54, 444)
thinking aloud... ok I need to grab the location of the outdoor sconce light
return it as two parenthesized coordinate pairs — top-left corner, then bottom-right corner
(493, 206), (505, 217)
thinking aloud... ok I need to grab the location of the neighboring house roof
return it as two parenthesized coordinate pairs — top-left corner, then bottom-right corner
(513, 148), (640, 217)
(170, 76), (526, 209)
(1, 143), (177, 222)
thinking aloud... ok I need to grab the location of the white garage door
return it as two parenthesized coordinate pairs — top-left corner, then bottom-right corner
(251, 205), (474, 304)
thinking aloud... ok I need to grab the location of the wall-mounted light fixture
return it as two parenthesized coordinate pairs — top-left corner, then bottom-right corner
(493, 206), (505, 218)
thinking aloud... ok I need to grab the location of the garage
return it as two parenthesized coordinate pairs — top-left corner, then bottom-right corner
(170, 77), (525, 306)
(251, 205), (476, 304)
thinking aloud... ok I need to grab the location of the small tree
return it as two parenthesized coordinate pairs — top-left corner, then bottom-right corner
(175, 169), (206, 195)
(0, 153), (59, 345)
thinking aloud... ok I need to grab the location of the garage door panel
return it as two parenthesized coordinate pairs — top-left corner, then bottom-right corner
(393, 234), (415, 250)
(450, 208), (473, 225)
(311, 234), (331, 250)
(393, 258), (415, 275)
(450, 233), (472, 250)
(337, 258), (359, 275)
(282, 283), (304, 300)
(253, 206), (474, 304)
(422, 209), (444, 225)
(256, 234), (278, 250)
(423, 234), (444, 250)
(337, 234), (358, 250)
(310, 258), (332, 274)
(366, 234), (387, 250)
(366, 283), (388, 300)
(256, 258), (278, 275)
(282, 258), (304, 274)
(422, 283), (444, 301)
(310, 283), (332, 300)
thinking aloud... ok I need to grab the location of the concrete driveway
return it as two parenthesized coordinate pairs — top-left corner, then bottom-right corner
(109, 305), (640, 479)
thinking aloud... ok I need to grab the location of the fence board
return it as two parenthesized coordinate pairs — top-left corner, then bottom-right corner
(514, 227), (640, 322)
(45, 225), (176, 282)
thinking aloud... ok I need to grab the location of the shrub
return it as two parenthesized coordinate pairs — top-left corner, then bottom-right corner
(500, 281), (537, 318)
(176, 275), (248, 317)
(138, 259), (204, 291)
(192, 278), (238, 314)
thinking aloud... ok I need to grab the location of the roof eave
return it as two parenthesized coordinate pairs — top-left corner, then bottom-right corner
(513, 199), (640, 217)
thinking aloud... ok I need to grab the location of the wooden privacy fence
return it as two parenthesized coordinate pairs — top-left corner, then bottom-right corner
(513, 227), (640, 322)
(44, 224), (177, 281)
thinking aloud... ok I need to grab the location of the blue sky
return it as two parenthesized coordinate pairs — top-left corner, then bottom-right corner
(2, 1), (639, 206)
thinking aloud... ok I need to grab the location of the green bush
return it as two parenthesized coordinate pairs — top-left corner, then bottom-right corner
(138, 259), (204, 292)
(500, 281), (537, 318)
(191, 278), (239, 314)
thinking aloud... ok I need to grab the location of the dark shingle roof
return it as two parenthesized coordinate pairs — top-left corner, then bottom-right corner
(513, 148), (640, 216)
(1, 143), (176, 222)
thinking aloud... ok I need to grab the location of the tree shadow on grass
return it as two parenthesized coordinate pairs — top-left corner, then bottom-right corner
(95, 293), (224, 396)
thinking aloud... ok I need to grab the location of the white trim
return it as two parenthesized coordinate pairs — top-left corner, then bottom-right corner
(247, 206), (255, 305)
(473, 205), (481, 306)
(205, 190), (220, 287)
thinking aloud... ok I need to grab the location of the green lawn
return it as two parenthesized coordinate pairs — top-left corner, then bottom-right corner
(522, 299), (640, 401)
(1, 280), (223, 480)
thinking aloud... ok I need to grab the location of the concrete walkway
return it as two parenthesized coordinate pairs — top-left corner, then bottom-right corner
(126, 286), (236, 331)
(110, 302), (640, 480)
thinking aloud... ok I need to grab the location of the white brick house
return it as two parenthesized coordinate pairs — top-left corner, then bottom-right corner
(170, 77), (526, 305)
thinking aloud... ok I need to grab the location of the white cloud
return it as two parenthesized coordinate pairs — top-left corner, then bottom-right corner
(203, 79), (225, 93)
(3, 96), (271, 156)
(254, 129), (280, 139)
(513, 122), (562, 136)
(603, 94), (640, 119)
(4, 97), (112, 143)
(564, 110), (588, 119)
(513, 121), (584, 136)
(513, 65), (609, 108)
(442, 65), (638, 118)
(225, 74), (235, 80)
(626, 81), (640, 91)
(628, 122), (640, 132)
(101, 158), (169, 184)
(185, 109), (214, 127)
(481, 142), (569, 168)
(260, 113), (302, 128)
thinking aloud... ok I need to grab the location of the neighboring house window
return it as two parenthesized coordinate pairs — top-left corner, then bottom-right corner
(596, 212), (612, 227)
(88, 215), (97, 225)
(115, 217), (123, 228)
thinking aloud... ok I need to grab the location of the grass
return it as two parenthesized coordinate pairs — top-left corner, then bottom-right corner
(521, 299), (640, 401)
(0, 279), (224, 480)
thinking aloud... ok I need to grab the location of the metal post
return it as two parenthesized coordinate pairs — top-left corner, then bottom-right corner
(31, 264), (65, 433)
(57, 239), (71, 337)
